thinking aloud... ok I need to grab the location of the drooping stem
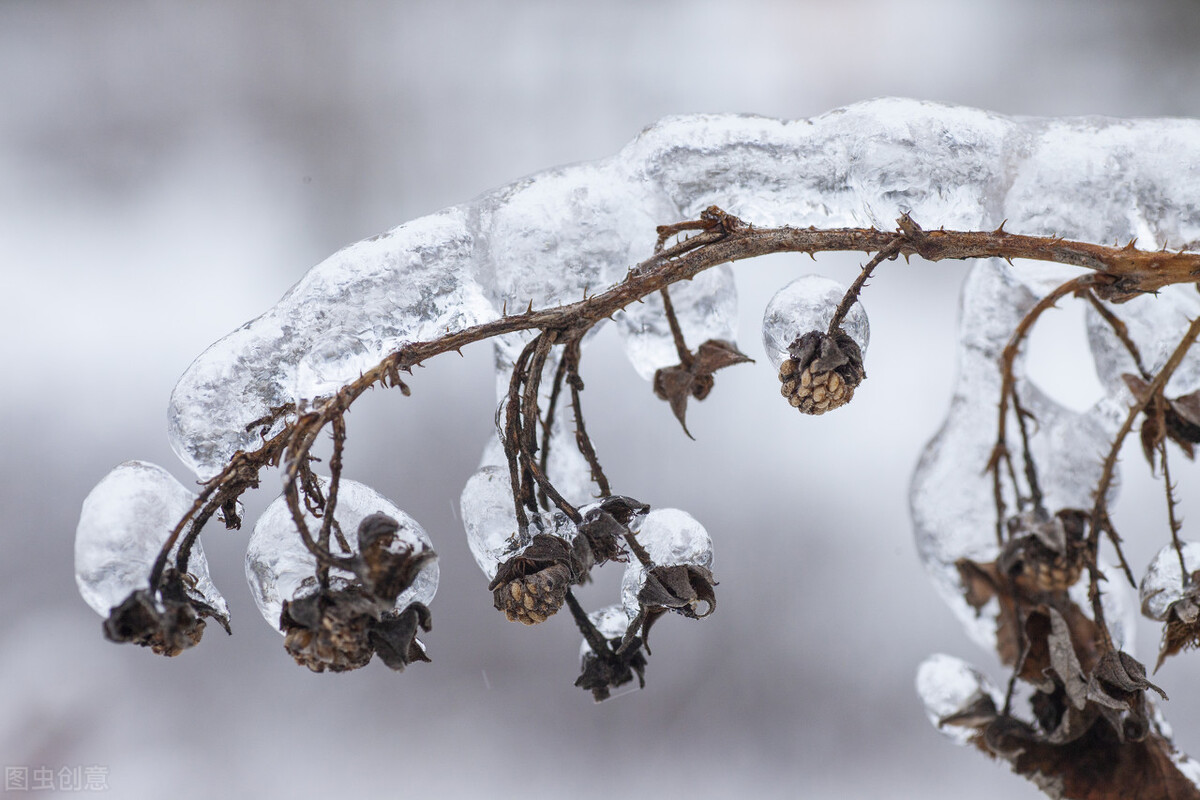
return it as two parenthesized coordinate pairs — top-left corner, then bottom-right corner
(1089, 316), (1200, 632)
(828, 238), (902, 333)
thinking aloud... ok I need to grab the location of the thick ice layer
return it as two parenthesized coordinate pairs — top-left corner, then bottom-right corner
(75, 460), (227, 621)
(168, 99), (1200, 490)
(245, 478), (438, 632)
(616, 265), (738, 381)
(579, 604), (633, 662)
(909, 260), (1129, 652)
(479, 400), (597, 510)
(169, 208), (498, 479)
(761, 275), (869, 371)
(916, 654), (1002, 747)
(1087, 285), (1200, 398)
(621, 508), (713, 618)
(1140, 541), (1200, 622)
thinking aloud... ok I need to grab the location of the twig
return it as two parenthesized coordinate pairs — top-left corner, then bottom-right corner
(828, 239), (902, 333)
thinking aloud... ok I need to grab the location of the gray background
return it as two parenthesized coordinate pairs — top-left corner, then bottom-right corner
(4, 1), (1200, 797)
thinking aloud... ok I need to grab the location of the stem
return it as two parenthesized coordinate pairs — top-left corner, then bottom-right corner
(828, 239), (901, 333)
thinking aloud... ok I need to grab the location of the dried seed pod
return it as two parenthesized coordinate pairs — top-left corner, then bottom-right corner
(489, 529), (593, 625)
(778, 328), (864, 415)
(998, 509), (1088, 594)
(280, 588), (378, 673)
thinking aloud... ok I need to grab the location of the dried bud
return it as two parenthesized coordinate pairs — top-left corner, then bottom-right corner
(638, 563), (717, 619)
(103, 568), (229, 657)
(778, 329), (864, 415)
(489, 532), (593, 625)
(355, 512), (438, 606)
(576, 635), (648, 703)
(998, 509), (1088, 594)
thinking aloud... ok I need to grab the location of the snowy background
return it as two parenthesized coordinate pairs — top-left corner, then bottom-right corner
(5, 1), (1200, 797)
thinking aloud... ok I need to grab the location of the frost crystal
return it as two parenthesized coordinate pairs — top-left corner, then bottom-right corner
(916, 654), (1002, 747)
(761, 275), (869, 371)
(75, 460), (227, 621)
(621, 508), (713, 619)
(1140, 541), (1200, 622)
(245, 479), (437, 632)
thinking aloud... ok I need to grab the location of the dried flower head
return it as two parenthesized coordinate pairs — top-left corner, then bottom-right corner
(489, 532), (594, 625)
(280, 586), (432, 673)
(103, 568), (230, 657)
(998, 509), (1089, 594)
(778, 328), (864, 414)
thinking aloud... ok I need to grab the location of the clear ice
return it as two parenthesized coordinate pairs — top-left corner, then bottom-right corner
(154, 98), (1200, 733)
(75, 460), (228, 621)
(620, 508), (713, 619)
(579, 604), (633, 662)
(760, 275), (869, 371)
(459, 465), (580, 580)
(245, 478), (438, 632)
(616, 265), (738, 381)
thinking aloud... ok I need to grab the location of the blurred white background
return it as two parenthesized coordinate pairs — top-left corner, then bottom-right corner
(4, 1), (1200, 797)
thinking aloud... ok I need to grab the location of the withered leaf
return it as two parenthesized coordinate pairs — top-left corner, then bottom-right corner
(369, 602), (432, 671)
(1091, 650), (1167, 701)
(638, 564), (717, 619)
(1045, 606), (1090, 711)
(653, 339), (752, 437)
(1124, 373), (1200, 467)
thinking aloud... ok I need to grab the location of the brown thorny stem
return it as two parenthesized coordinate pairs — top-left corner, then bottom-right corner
(148, 208), (1200, 663)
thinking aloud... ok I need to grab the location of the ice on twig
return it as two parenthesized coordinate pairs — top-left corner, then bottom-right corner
(75, 460), (227, 622)
(245, 478), (437, 632)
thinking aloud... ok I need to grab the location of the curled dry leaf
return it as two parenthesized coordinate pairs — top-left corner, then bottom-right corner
(653, 339), (752, 437)
(1123, 374), (1200, 467)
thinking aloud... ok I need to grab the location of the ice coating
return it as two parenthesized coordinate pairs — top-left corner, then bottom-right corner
(76, 460), (227, 621)
(909, 260), (1130, 652)
(169, 99), (1200, 486)
(169, 208), (498, 479)
(1087, 285), (1200, 399)
(479, 401), (597, 509)
(578, 604), (633, 662)
(459, 465), (581, 580)
(621, 508), (713, 618)
(1140, 541), (1200, 622)
(760, 275), (869, 371)
(915, 654), (1002, 747)
(245, 478), (438, 632)
(616, 265), (738, 381)
(460, 466), (520, 580)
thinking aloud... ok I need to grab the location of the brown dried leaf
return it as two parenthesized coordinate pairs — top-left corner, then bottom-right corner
(653, 339), (752, 437)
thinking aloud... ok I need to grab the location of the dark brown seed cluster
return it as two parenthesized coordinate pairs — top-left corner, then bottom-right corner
(778, 329), (864, 415)
(281, 587), (377, 673)
(999, 509), (1088, 594)
(495, 563), (572, 625)
(489, 531), (594, 625)
(102, 568), (229, 657)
